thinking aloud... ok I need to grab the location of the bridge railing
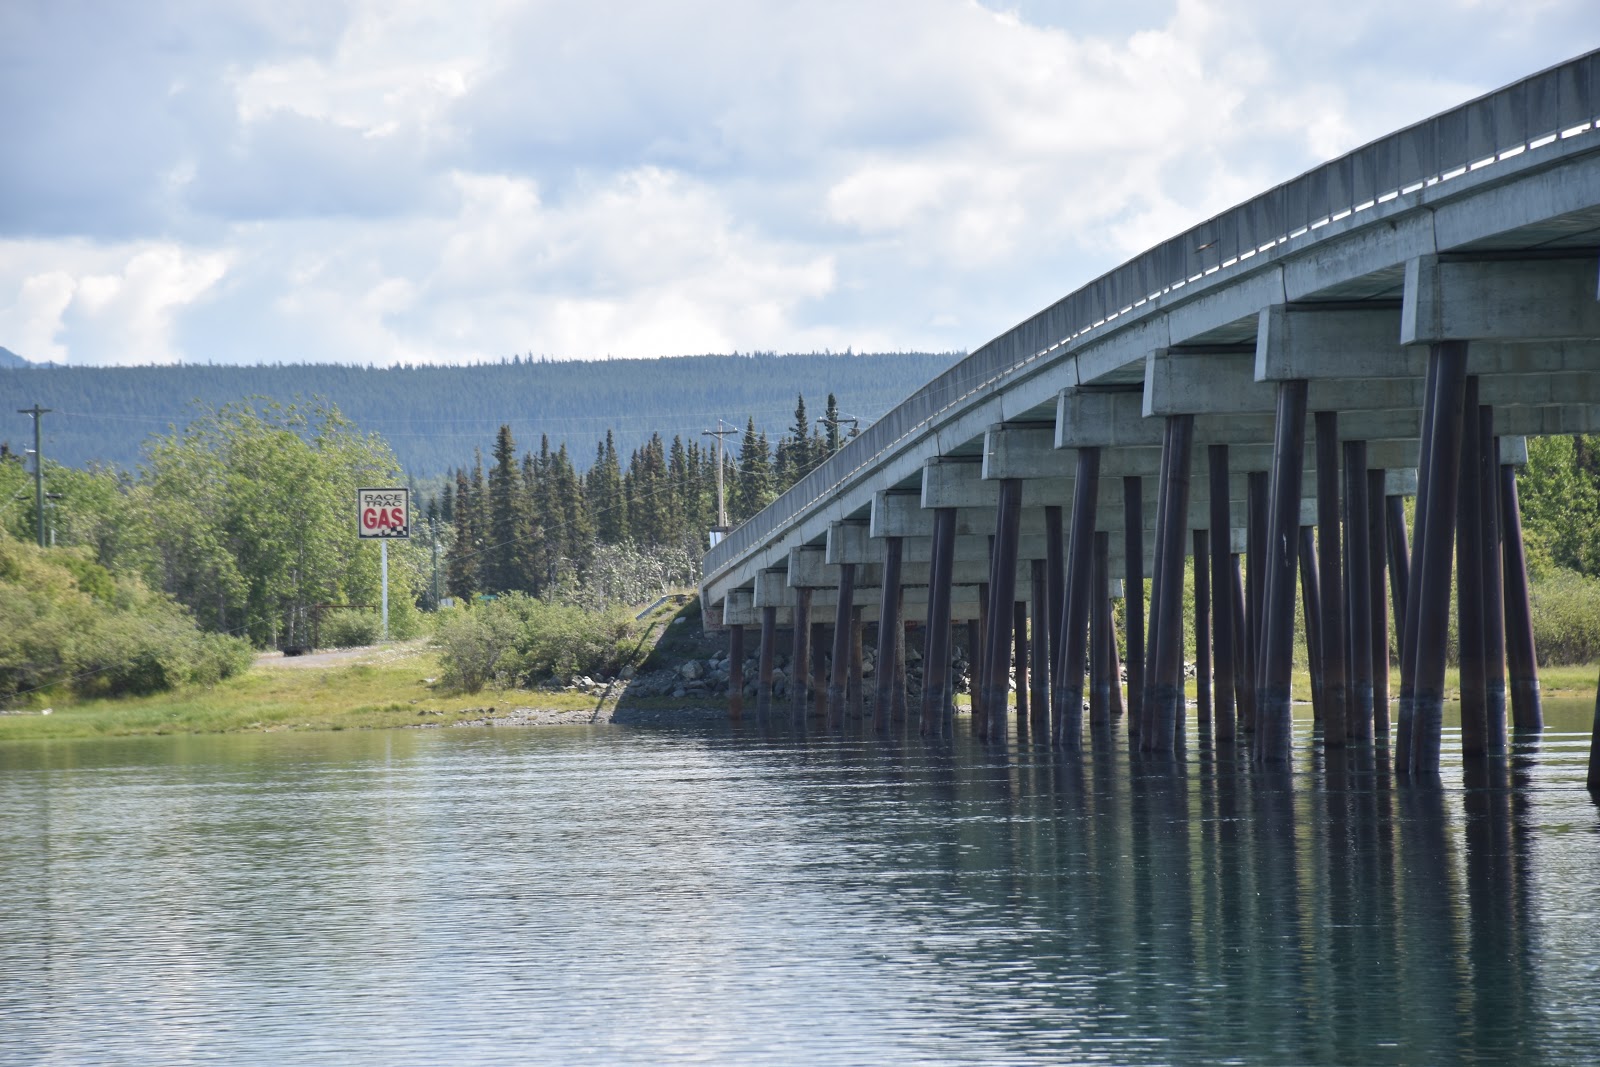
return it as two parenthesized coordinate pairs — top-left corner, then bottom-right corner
(705, 49), (1600, 582)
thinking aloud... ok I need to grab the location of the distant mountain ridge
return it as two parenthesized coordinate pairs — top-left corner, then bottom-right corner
(0, 346), (35, 368)
(0, 351), (963, 476)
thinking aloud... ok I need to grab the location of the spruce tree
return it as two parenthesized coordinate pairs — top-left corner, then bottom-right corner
(485, 425), (529, 593)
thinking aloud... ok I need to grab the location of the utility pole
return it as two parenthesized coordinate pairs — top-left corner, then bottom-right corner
(701, 419), (737, 531)
(430, 517), (441, 608)
(16, 404), (50, 547)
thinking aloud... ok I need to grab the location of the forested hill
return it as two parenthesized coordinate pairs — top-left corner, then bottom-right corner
(0, 351), (961, 476)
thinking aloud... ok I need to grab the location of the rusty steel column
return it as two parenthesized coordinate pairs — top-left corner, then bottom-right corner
(1590, 678), (1600, 794)
(1345, 440), (1373, 745)
(1013, 600), (1029, 738)
(828, 562), (857, 727)
(728, 624), (745, 721)
(811, 621), (827, 722)
(1143, 432), (1173, 746)
(1501, 456), (1543, 732)
(1149, 416), (1194, 754)
(757, 605), (776, 719)
(1123, 477), (1145, 741)
(1209, 445), (1235, 741)
(1258, 380), (1308, 764)
(1480, 427), (1506, 753)
(875, 536), (903, 728)
(1030, 560), (1050, 738)
(1230, 556), (1251, 732)
(920, 507), (956, 736)
(1056, 447), (1101, 748)
(1315, 411), (1348, 747)
(1367, 470), (1390, 740)
(1457, 378), (1489, 758)
(983, 479), (1023, 740)
(1244, 470), (1269, 736)
(1386, 495), (1411, 641)
(1411, 341), (1470, 776)
(1299, 526), (1325, 726)
(895, 615), (909, 722)
(1193, 528), (1211, 732)
(1091, 531), (1113, 729)
(1046, 504), (1065, 711)
(1398, 349), (1439, 773)
(849, 608), (865, 721)
(791, 587), (812, 721)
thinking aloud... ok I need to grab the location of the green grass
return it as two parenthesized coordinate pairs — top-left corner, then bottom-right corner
(0, 647), (599, 742)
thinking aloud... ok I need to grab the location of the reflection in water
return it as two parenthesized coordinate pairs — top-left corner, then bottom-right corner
(1, 710), (1598, 1066)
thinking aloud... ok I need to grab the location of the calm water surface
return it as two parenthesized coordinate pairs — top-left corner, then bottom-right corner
(2, 705), (1598, 1066)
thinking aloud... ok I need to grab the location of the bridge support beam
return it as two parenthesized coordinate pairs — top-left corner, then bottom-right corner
(921, 507), (957, 737)
(1258, 381), (1308, 764)
(1147, 416), (1193, 755)
(828, 563), (857, 728)
(1410, 341), (1471, 777)
(727, 624), (745, 721)
(1345, 440), (1374, 744)
(1300, 527), (1325, 727)
(1501, 459), (1543, 731)
(1386, 492), (1411, 730)
(1458, 378), (1489, 758)
(791, 588), (812, 722)
(1316, 412), (1348, 747)
(983, 480), (1023, 740)
(874, 536), (903, 729)
(1209, 445), (1236, 741)
(1479, 425), (1507, 752)
(1193, 528), (1211, 733)
(1029, 560), (1050, 739)
(1055, 449), (1100, 748)
(1046, 506), (1065, 710)
(1230, 555), (1250, 734)
(757, 606), (776, 719)
(1091, 531), (1113, 731)
(1244, 471), (1268, 736)
(1368, 471), (1391, 740)
(1397, 351), (1437, 772)
(1012, 600), (1029, 738)
(1122, 480), (1144, 743)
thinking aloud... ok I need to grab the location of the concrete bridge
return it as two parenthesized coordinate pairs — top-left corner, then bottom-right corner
(699, 51), (1600, 783)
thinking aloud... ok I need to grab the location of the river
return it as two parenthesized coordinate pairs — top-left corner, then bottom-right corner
(2, 704), (1598, 1065)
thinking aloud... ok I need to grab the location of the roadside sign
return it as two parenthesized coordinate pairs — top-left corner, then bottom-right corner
(357, 488), (411, 539)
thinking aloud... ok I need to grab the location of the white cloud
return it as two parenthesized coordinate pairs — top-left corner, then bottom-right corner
(2, 0), (1597, 365)
(0, 242), (230, 365)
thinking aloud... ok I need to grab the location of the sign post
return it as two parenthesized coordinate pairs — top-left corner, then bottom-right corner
(357, 488), (411, 640)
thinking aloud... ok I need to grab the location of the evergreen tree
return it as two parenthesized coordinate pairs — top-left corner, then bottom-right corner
(732, 417), (773, 523)
(446, 468), (476, 599)
(588, 430), (626, 544)
(485, 425), (533, 594)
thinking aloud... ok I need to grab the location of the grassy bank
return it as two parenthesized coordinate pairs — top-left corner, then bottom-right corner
(0, 645), (600, 742)
(3, 636), (1595, 744)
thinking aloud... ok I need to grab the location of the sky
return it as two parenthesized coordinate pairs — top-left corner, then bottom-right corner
(0, 1), (1595, 368)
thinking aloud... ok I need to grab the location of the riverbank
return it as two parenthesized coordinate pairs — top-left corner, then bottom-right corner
(4, 625), (1596, 742)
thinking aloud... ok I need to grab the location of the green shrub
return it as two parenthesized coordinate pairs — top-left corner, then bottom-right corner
(431, 593), (645, 693)
(432, 604), (520, 693)
(320, 608), (382, 648)
(1529, 567), (1600, 666)
(0, 538), (253, 704)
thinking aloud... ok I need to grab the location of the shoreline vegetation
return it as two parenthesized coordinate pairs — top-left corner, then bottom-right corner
(3, 595), (1597, 742)
(8, 395), (1600, 747)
